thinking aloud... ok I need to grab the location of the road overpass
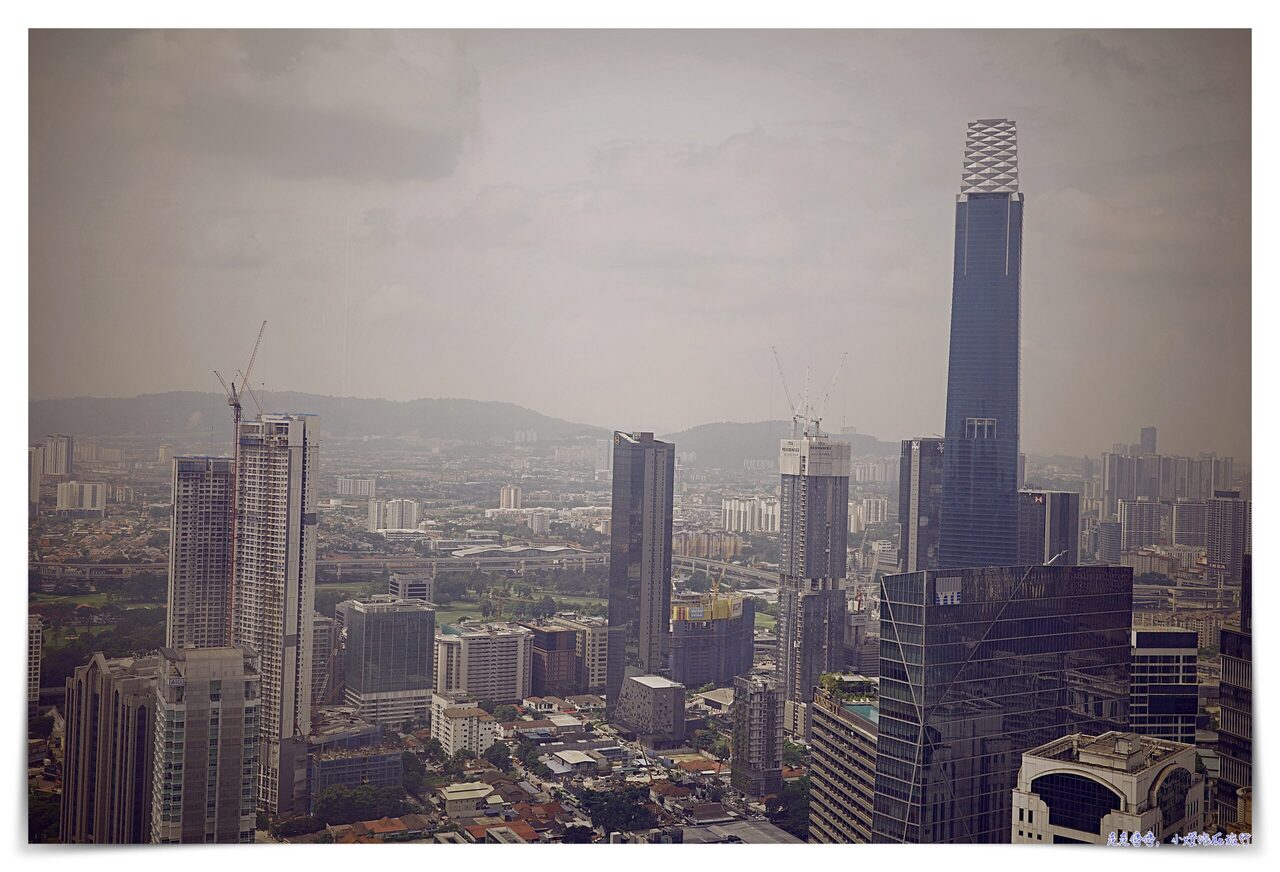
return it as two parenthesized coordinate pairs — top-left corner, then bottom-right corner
(32, 553), (778, 586)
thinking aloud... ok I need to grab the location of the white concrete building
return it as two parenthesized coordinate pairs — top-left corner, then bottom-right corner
(56, 481), (106, 515)
(1012, 731), (1205, 845)
(336, 476), (376, 498)
(430, 692), (497, 758)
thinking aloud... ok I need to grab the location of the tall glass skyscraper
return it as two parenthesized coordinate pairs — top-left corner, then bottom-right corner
(871, 565), (1133, 843)
(939, 119), (1023, 569)
(606, 431), (675, 711)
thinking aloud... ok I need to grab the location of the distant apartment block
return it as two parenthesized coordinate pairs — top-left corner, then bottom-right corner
(721, 496), (780, 533)
(499, 484), (522, 509)
(336, 476), (376, 498)
(42, 434), (73, 478)
(55, 480), (106, 516)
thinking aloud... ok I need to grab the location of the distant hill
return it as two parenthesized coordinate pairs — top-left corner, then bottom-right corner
(661, 420), (898, 469)
(28, 391), (608, 442)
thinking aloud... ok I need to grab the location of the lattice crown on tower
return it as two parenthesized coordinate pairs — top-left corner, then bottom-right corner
(961, 119), (1018, 194)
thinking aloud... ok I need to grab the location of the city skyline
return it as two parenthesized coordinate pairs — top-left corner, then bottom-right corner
(25, 23), (1256, 850)
(29, 30), (1251, 461)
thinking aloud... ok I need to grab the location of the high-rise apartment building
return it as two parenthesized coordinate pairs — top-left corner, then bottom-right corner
(434, 623), (533, 703)
(1016, 490), (1080, 565)
(669, 592), (755, 689)
(499, 484), (522, 509)
(1129, 629), (1198, 745)
(167, 457), (234, 649)
(1101, 452), (1234, 518)
(722, 496), (781, 534)
(606, 432), (675, 710)
(336, 476), (376, 498)
(730, 671), (782, 796)
(151, 647), (260, 843)
(872, 565), (1133, 843)
(342, 597), (435, 726)
(1012, 732), (1204, 844)
(777, 432), (849, 737)
(1206, 491), (1250, 587)
(55, 480), (106, 515)
(43, 434), (73, 478)
(898, 437), (944, 573)
(1170, 499), (1208, 547)
(230, 413), (317, 816)
(61, 653), (163, 843)
(938, 120), (1023, 569)
(1118, 498), (1166, 552)
(366, 497), (421, 532)
(1095, 520), (1122, 564)
(809, 686), (878, 843)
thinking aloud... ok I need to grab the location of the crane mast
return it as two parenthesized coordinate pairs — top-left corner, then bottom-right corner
(214, 320), (267, 643)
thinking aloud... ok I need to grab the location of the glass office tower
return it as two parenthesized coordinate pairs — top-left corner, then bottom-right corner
(939, 119), (1023, 569)
(872, 565), (1133, 843)
(606, 431), (675, 712)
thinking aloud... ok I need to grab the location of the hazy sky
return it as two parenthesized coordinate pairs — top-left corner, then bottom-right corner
(29, 30), (1251, 460)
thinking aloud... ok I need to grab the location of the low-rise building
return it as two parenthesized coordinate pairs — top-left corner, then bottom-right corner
(614, 675), (686, 749)
(439, 781), (496, 819)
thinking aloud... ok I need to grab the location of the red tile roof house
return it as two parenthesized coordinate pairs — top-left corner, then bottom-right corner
(464, 819), (540, 843)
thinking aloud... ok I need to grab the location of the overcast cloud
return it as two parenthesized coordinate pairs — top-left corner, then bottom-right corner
(29, 29), (1251, 460)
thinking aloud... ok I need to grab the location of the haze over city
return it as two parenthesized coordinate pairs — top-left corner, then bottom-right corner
(29, 29), (1250, 460)
(25, 20), (1259, 852)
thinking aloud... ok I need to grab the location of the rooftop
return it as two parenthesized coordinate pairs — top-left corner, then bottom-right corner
(1030, 731), (1191, 774)
(843, 702), (879, 725)
(439, 782), (496, 801)
(630, 675), (684, 690)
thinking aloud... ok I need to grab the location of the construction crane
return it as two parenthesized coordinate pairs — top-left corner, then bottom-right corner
(214, 320), (267, 641)
(214, 320), (266, 433)
(770, 346), (848, 437)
